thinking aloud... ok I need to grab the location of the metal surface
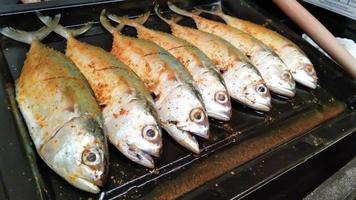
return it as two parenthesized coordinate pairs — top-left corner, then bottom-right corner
(305, 156), (356, 200)
(0, 0), (355, 199)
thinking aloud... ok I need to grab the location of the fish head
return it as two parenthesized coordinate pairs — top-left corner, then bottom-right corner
(293, 62), (318, 89)
(41, 117), (108, 194)
(156, 84), (209, 152)
(105, 101), (162, 169)
(207, 89), (232, 121)
(223, 64), (271, 112)
(199, 71), (232, 121)
(266, 69), (296, 97)
(244, 80), (271, 111)
(283, 49), (318, 89)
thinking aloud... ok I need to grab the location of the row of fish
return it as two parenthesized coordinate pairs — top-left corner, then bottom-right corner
(0, 2), (318, 193)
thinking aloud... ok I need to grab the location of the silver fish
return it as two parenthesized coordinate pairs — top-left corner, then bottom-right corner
(169, 2), (296, 97)
(107, 10), (231, 121)
(1, 17), (109, 193)
(154, 6), (271, 112)
(197, 2), (318, 89)
(37, 13), (163, 169)
(100, 10), (209, 154)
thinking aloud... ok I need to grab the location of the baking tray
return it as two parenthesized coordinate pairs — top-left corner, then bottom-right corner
(0, 0), (355, 199)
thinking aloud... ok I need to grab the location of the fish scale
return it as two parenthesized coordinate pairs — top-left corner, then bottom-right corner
(157, 17), (272, 112)
(195, 2), (318, 89)
(36, 13), (163, 170)
(168, 3), (296, 98)
(115, 17), (232, 121)
(16, 41), (108, 194)
(65, 37), (162, 169)
(104, 20), (209, 153)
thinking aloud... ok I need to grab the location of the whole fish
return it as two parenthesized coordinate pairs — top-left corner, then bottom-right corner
(169, 2), (296, 97)
(196, 2), (318, 89)
(154, 6), (271, 112)
(100, 10), (209, 154)
(107, 11), (231, 121)
(0, 17), (109, 193)
(37, 13), (162, 168)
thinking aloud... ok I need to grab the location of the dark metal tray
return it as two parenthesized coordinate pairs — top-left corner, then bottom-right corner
(0, 0), (355, 199)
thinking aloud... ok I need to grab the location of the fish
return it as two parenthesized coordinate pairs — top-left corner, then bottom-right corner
(154, 5), (271, 112)
(107, 10), (232, 121)
(37, 13), (163, 169)
(195, 2), (318, 89)
(100, 10), (209, 154)
(0, 16), (109, 193)
(168, 2), (296, 97)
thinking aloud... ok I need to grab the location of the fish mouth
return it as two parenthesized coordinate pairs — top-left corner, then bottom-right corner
(249, 102), (271, 112)
(293, 69), (318, 89)
(132, 150), (155, 168)
(178, 125), (210, 139)
(179, 130), (200, 154)
(122, 144), (156, 168)
(207, 110), (231, 121)
(74, 177), (101, 194)
(297, 78), (317, 89)
(206, 99), (232, 121)
(240, 95), (272, 112)
(163, 123), (200, 154)
(268, 85), (296, 97)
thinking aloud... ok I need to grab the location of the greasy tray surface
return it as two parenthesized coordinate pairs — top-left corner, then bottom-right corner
(0, 0), (355, 199)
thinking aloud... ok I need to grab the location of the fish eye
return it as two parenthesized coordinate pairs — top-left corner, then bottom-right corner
(215, 91), (229, 104)
(190, 108), (205, 123)
(256, 85), (268, 95)
(305, 64), (315, 74)
(142, 125), (159, 141)
(82, 148), (101, 166)
(282, 71), (292, 80)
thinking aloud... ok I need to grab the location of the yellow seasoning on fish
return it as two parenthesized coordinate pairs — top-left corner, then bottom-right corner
(195, 2), (318, 89)
(107, 11), (232, 121)
(100, 10), (209, 154)
(155, 5), (271, 112)
(1, 15), (109, 193)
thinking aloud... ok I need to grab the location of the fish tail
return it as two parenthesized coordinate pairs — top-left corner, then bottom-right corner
(194, 1), (224, 17)
(212, 1), (224, 14)
(154, 4), (182, 24)
(107, 10), (150, 29)
(167, 1), (194, 18)
(36, 12), (92, 39)
(100, 9), (117, 33)
(0, 14), (60, 44)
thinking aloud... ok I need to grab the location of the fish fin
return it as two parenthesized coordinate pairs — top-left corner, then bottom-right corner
(0, 14), (60, 44)
(154, 3), (182, 24)
(167, 1), (194, 18)
(100, 9), (117, 33)
(194, 7), (220, 17)
(194, 0), (224, 16)
(170, 14), (183, 23)
(37, 12), (92, 39)
(191, 9), (202, 16)
(107, 11), (150, 28)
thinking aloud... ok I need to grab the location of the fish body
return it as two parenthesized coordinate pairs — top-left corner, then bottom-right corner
(199, 6), (318, 89)
(65, 37), (162, 168)
(110, 30), (209, 153)
(132, 24), (231, 121)
(16, 41), (108, 193)
(166, 22), (271, 112)
(168, 4), (296, 97)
